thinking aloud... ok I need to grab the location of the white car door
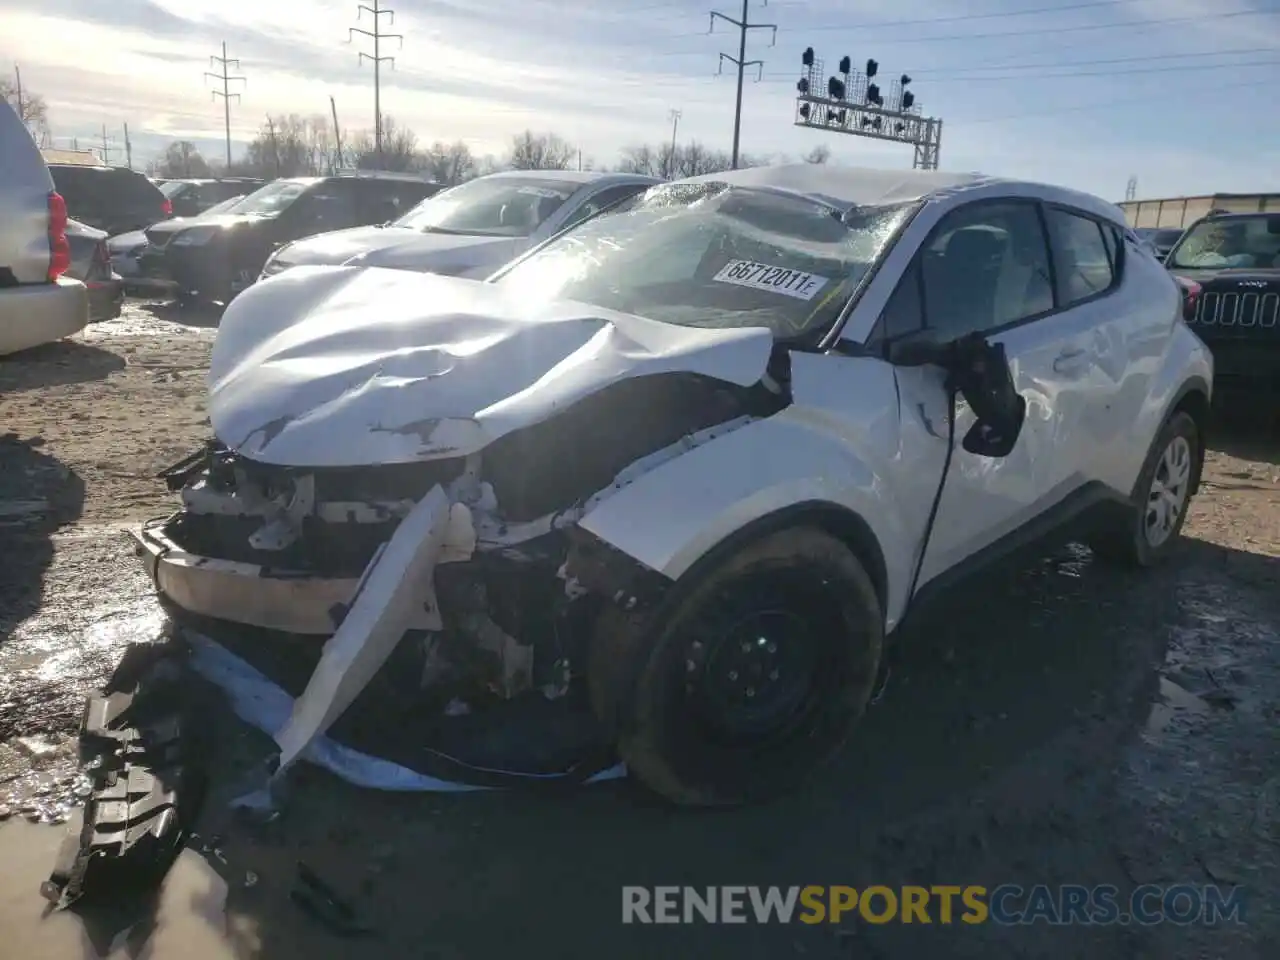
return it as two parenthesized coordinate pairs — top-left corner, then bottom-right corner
(1040, 206), (1159, 494)
(878, 199), (1099, 588)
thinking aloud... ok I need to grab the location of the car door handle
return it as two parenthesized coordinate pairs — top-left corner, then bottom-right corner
(1053, 348), (1089, 374)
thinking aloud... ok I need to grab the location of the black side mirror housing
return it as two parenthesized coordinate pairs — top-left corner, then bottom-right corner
(948, 334), (1026, 458)
(886, 331), (1027, 459)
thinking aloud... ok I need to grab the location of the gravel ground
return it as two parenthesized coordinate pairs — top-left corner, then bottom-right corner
(0, 303), (1278, 959)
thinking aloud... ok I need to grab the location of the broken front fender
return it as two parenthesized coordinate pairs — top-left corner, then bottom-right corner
(576, 411), (919, 631)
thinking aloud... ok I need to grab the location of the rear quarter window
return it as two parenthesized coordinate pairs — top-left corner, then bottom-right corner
(49, 166), (97, 205)
(109, 170), (165, 206)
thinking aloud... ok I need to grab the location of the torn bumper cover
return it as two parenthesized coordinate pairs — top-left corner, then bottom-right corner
(132, 519), (360, 636)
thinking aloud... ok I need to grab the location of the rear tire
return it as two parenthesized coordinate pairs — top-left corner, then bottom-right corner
(589, 527), (883, 807)
(1090, 411), (1200, 567)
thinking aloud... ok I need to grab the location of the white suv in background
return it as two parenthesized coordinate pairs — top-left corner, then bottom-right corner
(0, 100), (88, 356)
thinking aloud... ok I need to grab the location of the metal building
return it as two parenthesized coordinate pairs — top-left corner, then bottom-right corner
(1118, 192), (1280, 229)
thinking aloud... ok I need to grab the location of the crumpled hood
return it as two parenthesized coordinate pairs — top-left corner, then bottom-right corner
(209, 265), (774, 468)
(345, 233), (522, 277)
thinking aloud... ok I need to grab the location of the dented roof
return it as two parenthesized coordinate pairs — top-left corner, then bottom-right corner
(683, 164), (992, 209)
(684, 164), (1128, 227)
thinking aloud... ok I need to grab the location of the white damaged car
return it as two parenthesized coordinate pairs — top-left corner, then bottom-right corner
(135, 165), (1212, 806)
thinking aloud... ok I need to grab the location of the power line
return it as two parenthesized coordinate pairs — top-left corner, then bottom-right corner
(631, 44), (1278, 88)
(883, 57), (1278, 83)
(205, 41), (246, 168)
(634, 6), (1277, 58)
(624, 51), (1276, 107)
(710, 0), (777, 169)
(962, 76), (1272, 124)
(348, 0), (403, 167)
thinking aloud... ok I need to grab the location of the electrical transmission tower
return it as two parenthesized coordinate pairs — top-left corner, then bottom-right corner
(205, 42), (246, 168)
(348, 0), (402, 167)
(710, 0), (776, 170)
(99, 124), (116, 165)
(1125, 176), (1138, 202)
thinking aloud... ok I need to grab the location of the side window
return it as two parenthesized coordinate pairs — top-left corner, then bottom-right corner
(1044, 208), (1116, 305)
(294, 185), (359, 231)
(875, 259), (925, 341)
(919, 201), (1054, 340)
(563, 184), (648, 230)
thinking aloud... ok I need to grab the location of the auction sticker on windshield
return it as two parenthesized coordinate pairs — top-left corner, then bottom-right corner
(713, 260), (831, 301)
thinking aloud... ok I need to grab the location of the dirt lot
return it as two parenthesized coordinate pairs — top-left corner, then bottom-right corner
(1, 304), (1278, 959)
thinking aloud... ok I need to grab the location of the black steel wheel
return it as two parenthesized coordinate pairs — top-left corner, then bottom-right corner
(590, 526), (883, 806)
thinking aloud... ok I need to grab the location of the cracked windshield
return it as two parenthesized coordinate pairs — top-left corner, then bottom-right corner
(498, 183), (914, 337)
(0, 1), (1276, 959)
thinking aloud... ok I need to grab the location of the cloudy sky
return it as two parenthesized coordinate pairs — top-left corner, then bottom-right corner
(1, 0), (1276, 200)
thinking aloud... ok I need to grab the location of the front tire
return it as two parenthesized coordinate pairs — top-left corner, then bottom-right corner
(1091, 411), (1200, 567)
(589, 527), (883, 807)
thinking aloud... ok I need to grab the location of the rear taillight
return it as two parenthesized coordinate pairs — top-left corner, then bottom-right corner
(161, 198), (174, 216)
(47, 191), (71, 281)
(1173, 276), (1201, 324)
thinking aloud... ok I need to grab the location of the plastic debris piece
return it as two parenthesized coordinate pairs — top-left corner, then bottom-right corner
(40, 646), (206, 909)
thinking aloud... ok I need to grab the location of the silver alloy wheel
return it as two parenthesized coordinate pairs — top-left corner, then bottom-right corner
(1144, 435), (1192, 547)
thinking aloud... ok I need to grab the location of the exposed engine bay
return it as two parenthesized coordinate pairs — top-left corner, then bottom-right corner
(135, 361), (791, 787)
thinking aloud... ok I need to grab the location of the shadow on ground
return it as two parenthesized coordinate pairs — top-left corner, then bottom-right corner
(46, 530), (1273, 960)
(0, 435), (84, 646)
(134, 300), (223, 330)
(1209, 418), (1280, 467)
(0, 436), (85, 747)
(0, 342), (125, 393)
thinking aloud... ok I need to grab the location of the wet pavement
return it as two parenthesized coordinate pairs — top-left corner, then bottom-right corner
(0, 304), (1277, 958)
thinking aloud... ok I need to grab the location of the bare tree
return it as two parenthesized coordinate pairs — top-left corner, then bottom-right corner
(672, 141), (735, 177)
(802, 144), (831, 164)
(153, 141), (212, 178)
(507, 130), (574, 170)
(421, 140), (476, 184)
(0, 78), (49, 139)
(474, 153), (504, 177)
(304, 114), (340, 174)
(616, 144), (660, 177)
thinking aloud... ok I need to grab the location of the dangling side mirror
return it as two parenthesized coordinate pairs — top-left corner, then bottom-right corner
(948, 334), (1026, 458)
(886, 331), (1027, 459)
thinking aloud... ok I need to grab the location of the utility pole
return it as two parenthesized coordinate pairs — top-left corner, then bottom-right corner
(205, 42), (246, 169)
(348, 0), (402, 168)
(710, 0), (776, 169)
(13, 64), (23, 121)
(100, 123), (114, 164)
(330, 96), (344, 172)
(667, 108), (681, 178)
(266, 115), (281, 177)
(123, 122), (133, 170)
